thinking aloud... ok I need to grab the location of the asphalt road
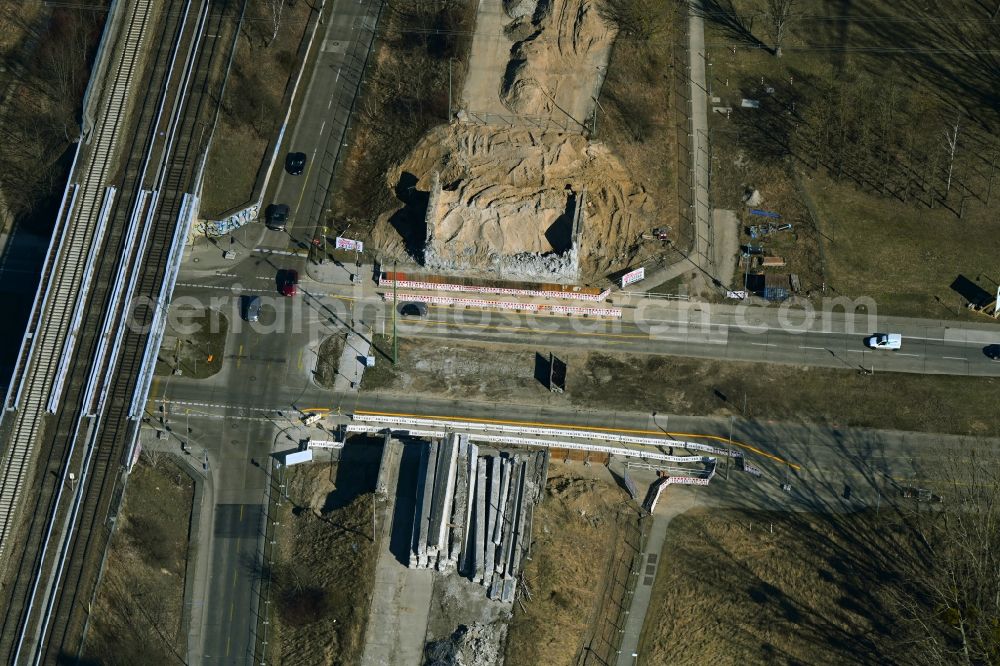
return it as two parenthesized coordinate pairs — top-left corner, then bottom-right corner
(172, 269), (1000, 377)
(174, 0), (383, 662)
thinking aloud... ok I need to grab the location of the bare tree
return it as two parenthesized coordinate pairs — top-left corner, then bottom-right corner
(893, 451), (1000, 664)
(942, 115), (961, 199)
(763, 0), (796, 57)
(266, 0), (285, 45)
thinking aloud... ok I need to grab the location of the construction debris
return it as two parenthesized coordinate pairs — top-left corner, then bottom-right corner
(408, 434), (546, 603)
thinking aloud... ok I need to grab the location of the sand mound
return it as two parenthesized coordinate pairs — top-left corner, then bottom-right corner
(500, 0), (615, 122)
(376, 123), (655, 279)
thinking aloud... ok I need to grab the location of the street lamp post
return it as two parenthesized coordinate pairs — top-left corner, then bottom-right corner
(392, 262), (398, 365)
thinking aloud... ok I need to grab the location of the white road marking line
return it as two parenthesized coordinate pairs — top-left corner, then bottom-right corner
(319, 120), (326, 135)
(799, 345), (825, 350)
(847, 349), (864, 354)
(942, 356), (966, 361)
(897, 353), (920, 357)
(750, 342), (775, 347)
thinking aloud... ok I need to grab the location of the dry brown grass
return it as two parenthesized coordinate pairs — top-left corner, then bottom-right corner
(638, 507), (932, 665)
(81, 457), (194, 665)
(313, 332), (346, 389)
(154, 307), (228, 379)
(199, 0), (313, 218)
(360, 336), (1000, 437)
(703, 0), (1000, 313)
(597, 2), (686, 268)
(506, 463), (632, 666)
(268, 454), (381, 666)
(806, 176), (1000, 319)
(329, 1), (477, 236)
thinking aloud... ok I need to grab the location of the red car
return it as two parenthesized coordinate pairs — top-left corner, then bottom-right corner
(278, 269), (298, 296)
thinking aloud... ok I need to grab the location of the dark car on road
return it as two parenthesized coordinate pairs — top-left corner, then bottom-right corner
(398, 302), (428, 317)
(285, 152), (306, 175)
(985, 344), (1000, 360)
(278, 269), (299, 297)
(241, 295), (261, 322)
(265, 203), (289, 231)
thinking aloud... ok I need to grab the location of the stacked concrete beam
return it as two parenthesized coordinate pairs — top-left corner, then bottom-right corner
(471, 453), (487, 583)
(445, 436), (470, 571)
(417, 440), (439, 567)
(409, 442), (430, 568)
(507, 460), (528, 581)
(429, 434), (459, 570)
(456, 439), (477, 573)
(483, 456), (501, 589)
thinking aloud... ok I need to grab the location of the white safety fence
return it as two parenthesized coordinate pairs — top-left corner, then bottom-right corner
(381, 292), (623, 318)
(350, 414), (742, 458)
(379, 276), (611, 302)
(346, 423), (716, 464)
(48, 186), (116, 414)
(644, 474), (711, 513)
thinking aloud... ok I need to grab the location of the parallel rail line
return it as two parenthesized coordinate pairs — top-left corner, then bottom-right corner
(0, 0), (238, 660)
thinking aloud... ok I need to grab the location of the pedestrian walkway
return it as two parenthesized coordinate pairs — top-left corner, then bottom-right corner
(616, 514), (669, 666)
(334, 324), (372, 392)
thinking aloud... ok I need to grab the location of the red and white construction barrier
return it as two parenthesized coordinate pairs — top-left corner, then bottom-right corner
(382, 292), (622, 318)
(379, 276), (611, 302)
(643, 474), (711, 513)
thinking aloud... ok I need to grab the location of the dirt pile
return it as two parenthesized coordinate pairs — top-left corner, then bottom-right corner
(377, 123), (655, 279)
(426, 621), (509, 666)
(500, 0), (615, 123)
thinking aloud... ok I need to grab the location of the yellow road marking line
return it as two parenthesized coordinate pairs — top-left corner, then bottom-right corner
(298, 349), (303, 370)
(301, 407), (331, 413)
(416, 318), (648, 341)
(354, 409), (798, 469)
(293, 160), (313, 219)
(237, 344), (243, 369)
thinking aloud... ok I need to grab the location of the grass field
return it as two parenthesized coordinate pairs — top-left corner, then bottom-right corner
(702, 0), (1000, 315)
(313, 332), (346, 388)
(155, 307), (228, 379)
(639, 455), (1000, 664)
(506, 463), (633, 666)
(329, 2), (477, 237)
(81, 457), (194, 665)
(360, 337), (1000, 437)
(806, 176), (1000, 319)
(199, 0), (312, 218)
(596, 1), (687, 271)
(267, 452), (381, 665)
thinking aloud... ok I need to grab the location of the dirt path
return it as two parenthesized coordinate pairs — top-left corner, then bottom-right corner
(616, 490), (702, 666)
(460, 0), (614, 129)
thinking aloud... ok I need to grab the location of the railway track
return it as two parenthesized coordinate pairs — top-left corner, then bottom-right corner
(0, 0), (243, 660)
(0, 0), (154, 571)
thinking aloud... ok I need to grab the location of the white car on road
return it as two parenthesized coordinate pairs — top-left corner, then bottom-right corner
(866, 333), (902, 350)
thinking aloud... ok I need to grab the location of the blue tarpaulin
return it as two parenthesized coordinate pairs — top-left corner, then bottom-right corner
(749, 209), (781, 219)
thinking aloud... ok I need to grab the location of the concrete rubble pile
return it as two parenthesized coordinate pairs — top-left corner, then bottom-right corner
(409, 433), (545, 603)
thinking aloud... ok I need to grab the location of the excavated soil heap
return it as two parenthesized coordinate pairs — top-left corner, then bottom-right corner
(375, 123), (655, 279)
(500, 0), (616, 123)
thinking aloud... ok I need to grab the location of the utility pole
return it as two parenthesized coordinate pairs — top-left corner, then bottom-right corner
(726, 416), (733, 480)
(447, 59), (452, 121)
(392, 262), (398, 365)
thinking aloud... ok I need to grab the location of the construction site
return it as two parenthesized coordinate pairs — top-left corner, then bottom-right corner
(336, 418), (735, 666)
(372, 0), (666, 284)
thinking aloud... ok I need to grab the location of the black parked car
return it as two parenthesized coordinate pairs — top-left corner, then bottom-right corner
(265, 203), (289, 230)
(398, 302), (428, 317)
(285, 152), (306, 175)
(985, 344), (1000, 360)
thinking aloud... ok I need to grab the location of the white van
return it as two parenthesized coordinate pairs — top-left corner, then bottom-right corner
(866, 333), (902, 350)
